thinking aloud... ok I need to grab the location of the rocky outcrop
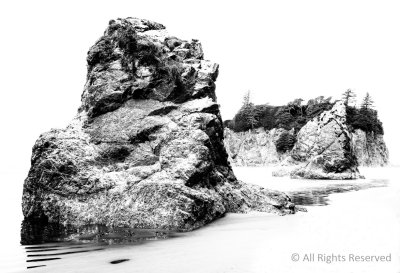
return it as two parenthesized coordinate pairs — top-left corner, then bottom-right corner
(272, 101), (362, 179)
(351, 129), (389, 166)
(22, 18), (295, 236)
(224, 128), (292, 166)
(224, 102), (389, 172)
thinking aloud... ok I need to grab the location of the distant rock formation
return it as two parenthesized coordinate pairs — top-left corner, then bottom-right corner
(22, 18), (295, 236)
(224, 102), (389, 172)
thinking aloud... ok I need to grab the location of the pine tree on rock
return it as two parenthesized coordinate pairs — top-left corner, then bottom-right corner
(360, 92), (374, 112)
(238, 91), (260, 130)
(351, 92), (383, 134)
(342, 89), (356, 107)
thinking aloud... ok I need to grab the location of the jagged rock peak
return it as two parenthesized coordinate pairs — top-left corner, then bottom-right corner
(110, 17), (166, 32)
(22, 18), (295, 240)
(81, 17), (211, 119)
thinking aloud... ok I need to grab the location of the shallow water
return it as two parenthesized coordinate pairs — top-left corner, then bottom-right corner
(287, 179), (388, 206)
(1, 167), (399, 273)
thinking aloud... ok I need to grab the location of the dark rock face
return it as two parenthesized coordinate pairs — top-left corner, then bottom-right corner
(22, 18), (295, 234)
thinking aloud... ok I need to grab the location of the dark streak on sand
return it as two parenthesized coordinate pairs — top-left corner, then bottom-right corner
(27, 246), (87, 252)
(110, 259), (130, 264)
(27, 248), (105, 257)
(27, 265), (46, 269)
(27, 257), (61, 262)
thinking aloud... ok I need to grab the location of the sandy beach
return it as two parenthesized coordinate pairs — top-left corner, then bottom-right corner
(1, 167), (398, 273)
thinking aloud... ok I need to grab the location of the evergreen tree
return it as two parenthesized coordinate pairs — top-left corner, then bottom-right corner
(242, 90), (251, 107)
(360, 92), (374, 112)
(227, 91), (384, 135)
(349, 92), (383, 134)
(342, 89), (356, 106)
(239, 91), (260, 129)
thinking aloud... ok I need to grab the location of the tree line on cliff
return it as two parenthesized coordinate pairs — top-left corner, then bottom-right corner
(343, 89), (384, 135)
(224, 90), (384, 136)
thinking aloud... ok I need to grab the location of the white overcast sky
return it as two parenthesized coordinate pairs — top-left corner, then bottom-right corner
(1, 0), (399, 172)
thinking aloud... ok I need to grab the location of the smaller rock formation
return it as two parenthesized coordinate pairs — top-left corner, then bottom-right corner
(273, 101), (362, 179)
(224, 102), (389, 172)
(351, 129), (389, 166)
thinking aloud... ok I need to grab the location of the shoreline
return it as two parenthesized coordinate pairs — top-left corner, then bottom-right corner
(1, 167), (399, 273)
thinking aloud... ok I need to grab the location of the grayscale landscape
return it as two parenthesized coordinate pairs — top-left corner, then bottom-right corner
(0, 2), (399, 273)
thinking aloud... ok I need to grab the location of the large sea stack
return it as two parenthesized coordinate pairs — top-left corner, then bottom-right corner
(22, 18), (295, 235)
